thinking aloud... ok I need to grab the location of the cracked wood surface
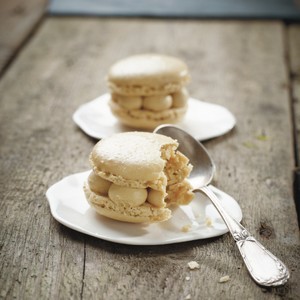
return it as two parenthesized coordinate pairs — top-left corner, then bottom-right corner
(0, 17), (299, 299)
(289, 24), (300, 166)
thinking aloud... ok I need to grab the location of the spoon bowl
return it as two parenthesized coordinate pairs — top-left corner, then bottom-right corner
(154, 124), (290, 287)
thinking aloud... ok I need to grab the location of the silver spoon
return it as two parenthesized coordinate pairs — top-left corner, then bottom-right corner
(154, 124), (289, 287)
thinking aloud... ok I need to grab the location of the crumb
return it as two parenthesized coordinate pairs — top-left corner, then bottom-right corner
(205, 217), (212, 227)
(194, 213), (202, 218)
(185, 276), (190, 281)
(219, 275), (230, 283)
(265, 178), (272, 187)
(187, 261), (200, 270)
(242, 141), (256, 149)
(181, 224), (192, 232)
(256, 134), (268, 141)
(185, 294), (191, 299)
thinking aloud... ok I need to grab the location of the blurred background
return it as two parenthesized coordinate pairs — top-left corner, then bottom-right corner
(1, 0), (300, 77)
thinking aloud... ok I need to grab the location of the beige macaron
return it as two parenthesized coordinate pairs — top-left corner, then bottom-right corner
(107, 54), (190, 130)
(83, 132), (194, 223)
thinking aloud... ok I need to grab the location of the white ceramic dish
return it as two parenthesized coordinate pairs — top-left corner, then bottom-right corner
(46, 171), (242, 245)
(73, 94), (236, 140)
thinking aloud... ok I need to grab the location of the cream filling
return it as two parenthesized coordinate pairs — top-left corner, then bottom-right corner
(88, 144), (193, 210)
(108, 183), (147, 207)
(143, 95), (172, 111)
(112, 94), (143, 110)
(111, 88), (188, 111)
(172, 88), (189, 108)
(89, 171), (165, 208)
(88, 172), (111, 195)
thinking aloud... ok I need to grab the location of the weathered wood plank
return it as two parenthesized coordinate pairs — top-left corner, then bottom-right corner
(0, 17), (299, 299)
(0, 0), (47, 74)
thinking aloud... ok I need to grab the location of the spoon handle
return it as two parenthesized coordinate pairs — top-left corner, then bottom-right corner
(198, 186), (290, 286)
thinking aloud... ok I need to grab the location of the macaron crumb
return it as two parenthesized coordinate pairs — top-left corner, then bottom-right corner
(185, 276), (191, 281)
(219, 275), (230, 283)
(181, 224), (192, 232)
(185, 294), (191, 300)
(205, 217), (213, 227)
(187, 261), (200, 270)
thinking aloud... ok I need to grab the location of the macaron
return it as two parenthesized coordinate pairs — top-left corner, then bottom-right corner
(83, 132), (194, 223)
(107, 54), (190, 130)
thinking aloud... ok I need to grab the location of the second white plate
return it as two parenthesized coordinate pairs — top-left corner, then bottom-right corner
(46, 171), (242, 245)
(73, 94), (236, 140)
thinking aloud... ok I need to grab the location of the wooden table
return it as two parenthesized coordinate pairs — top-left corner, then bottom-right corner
(1, 2), (300, 299)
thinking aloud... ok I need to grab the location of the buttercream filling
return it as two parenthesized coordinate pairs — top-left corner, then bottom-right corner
(111, 87), (188, 112)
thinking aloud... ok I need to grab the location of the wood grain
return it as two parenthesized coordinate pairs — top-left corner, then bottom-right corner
(0, 0), (47, 75)
(0, 18), (299, 299)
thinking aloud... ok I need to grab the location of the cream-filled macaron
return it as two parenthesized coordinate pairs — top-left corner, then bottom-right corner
(83, 132), (194, 223)
(107, 54), (190, 130)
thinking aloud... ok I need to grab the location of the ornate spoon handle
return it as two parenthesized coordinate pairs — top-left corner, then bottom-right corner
(197, 186), (290, 286)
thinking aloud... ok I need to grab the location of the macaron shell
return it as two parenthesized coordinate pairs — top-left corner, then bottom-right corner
(108, 54), (189, 87)
(166, 180), (194, 206)
(90, 132), (178, 182)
